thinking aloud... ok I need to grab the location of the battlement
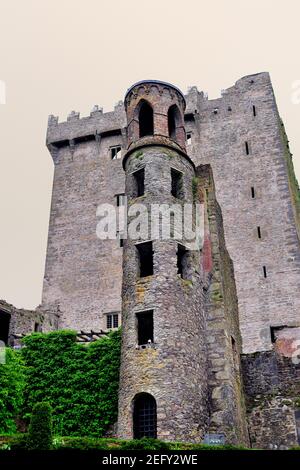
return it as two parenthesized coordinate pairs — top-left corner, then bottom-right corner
(46, 101), (127, 152)
(46, 72), (273, 160)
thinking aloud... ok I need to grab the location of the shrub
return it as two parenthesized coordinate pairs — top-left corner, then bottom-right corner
(53, 436), (109, 450)
(26, 402), (53, 450)
(119, 437), (170, 450)
(9, 434), (28, 450)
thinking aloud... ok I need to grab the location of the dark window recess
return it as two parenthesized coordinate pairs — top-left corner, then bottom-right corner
(107, 313), (119, 329)
(139, 102), (154, 137)
(133, 393), (157, 439)
(177, 244), (188, 279)
(117, 231), (124, 248)
(116, 193), (125, 207)
(133, 168), (145, 197)
(171, 168), (183, 199)
(137, 310), (154, 345)
(257, 226), (262, 239)
(270, 325), (287, 343)
(0, 311), (11, 345)
(34, 322), (42, 332)
(251, 187), (255, 198)
(186, 132), (192, 145)
(253, 105), (256, 117)
(111, 146), (122, 160)
(136, 241), (153, 277)
(263, 265), (267, 278)
(168, 106), (176, 139)
(245, 141), (250, 155)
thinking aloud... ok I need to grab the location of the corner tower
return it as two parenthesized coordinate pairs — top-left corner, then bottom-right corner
(117, 81), (208, 441)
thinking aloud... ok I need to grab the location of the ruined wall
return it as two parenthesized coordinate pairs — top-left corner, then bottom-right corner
(185, 72), (300, 353)
(242, 326), (300, 448)
(0, 299), (58, 346)
(43, 104), (126, 331)
(197, 165), (249, 446)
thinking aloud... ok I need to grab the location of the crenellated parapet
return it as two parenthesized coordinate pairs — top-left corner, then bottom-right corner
(46, 101), (127, 161)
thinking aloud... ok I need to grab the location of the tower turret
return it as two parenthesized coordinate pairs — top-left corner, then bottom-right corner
(117, 81), (208, 441)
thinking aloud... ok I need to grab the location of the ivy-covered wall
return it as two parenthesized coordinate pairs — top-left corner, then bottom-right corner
(0, 329), (121, 437)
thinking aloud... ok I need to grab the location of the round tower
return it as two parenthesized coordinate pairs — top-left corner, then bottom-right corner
(117, 80), (208, 442)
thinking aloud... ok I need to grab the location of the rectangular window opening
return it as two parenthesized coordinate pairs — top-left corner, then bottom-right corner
(253, 105), (256, 117)
(263, 265), (267, 278)
(136, 241), (153, 278)
(107, 313), (119, 329)
(111, 146), (122, 160)
(257, 226), (261, 239)
(34, 322), (42, 332)
(251, 187), (255, 199)
(186, 132), (192, 145)
(270, 325), (287, 343)
(171, 168), (183, 199)
(245, 141), (250, 155)
(133, 168), (145, 197)
(137, 310), (154, 345)
(0, 311), (11, 345)
(177, 244), (189, 279)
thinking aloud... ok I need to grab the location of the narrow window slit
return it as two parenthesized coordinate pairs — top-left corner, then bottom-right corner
(257, 226), (261, 239)
(245, 141), (250, 155)
(263, 266), (267, 278)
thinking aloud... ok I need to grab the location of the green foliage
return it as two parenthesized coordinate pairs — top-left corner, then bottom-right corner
(21, 329), (121, 437)
(0, 348), (25, 434)
(119, 437), (170, 450)
(27, 402), (53, 450)
(53, 436), (109, 450)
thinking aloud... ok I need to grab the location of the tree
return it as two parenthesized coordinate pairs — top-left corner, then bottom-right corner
(27, 402), (53, 450)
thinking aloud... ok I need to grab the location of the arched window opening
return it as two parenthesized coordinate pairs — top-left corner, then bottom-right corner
(168, 105), (181, 140)
(139, 102), (154, 138)
(133, 393), (157, 439)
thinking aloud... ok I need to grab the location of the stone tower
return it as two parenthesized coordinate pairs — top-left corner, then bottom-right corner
(9, 72), (297, 447)
(117, 81), (208, 441)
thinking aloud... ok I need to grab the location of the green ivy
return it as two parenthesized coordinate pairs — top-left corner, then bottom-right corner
(0, 348), (25, 434)
(21, 329), (121, 437)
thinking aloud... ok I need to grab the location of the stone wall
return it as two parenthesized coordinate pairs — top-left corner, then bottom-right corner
(43, 104), (126, 331)
(197, 165), (249, 446)
(185, 73), (300, 353)
(0, 299), (58, 346)
(42, 74), (300, 352)
(242, 329), (300, 448)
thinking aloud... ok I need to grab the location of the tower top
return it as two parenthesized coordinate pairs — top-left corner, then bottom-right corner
(125, 80), (185, 105)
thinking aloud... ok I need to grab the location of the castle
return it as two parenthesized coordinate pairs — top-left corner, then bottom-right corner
(1, 73), (300, 448)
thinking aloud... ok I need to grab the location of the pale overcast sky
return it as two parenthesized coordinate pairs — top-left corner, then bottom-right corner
(0, 0), (299, 308)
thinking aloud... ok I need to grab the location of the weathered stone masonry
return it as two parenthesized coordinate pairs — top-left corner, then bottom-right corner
(2, 73), (300, 447)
